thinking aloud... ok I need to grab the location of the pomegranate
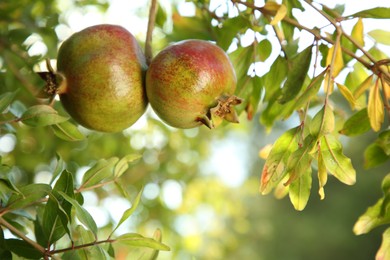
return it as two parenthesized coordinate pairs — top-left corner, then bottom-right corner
(145, 40), (241, 129)
(56, 24), (148, 132)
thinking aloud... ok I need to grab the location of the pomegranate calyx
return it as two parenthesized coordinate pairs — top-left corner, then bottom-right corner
(209, 95), (243, 127)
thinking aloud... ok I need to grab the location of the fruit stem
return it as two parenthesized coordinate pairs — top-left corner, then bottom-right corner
(145, 0), (158, 65)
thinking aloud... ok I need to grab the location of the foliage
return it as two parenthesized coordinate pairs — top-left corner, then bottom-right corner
(1, 0), (390, 259)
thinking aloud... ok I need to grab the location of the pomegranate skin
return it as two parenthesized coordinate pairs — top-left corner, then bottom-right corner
(57, 24), (148, 132)
(145, 40), (238, 129)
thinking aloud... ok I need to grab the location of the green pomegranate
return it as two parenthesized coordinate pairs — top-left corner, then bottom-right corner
(56, 24), (148, 132)
(145, 40), (242, 129)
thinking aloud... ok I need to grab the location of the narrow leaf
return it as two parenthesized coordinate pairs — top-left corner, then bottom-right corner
(354, 75), (374, 99)
(81, 157), (119, 189)
(351, 18), (364, 46)
(58, 191), (98, 237)
(350, 8), (390, 19)
(278, 46), (312, 103)
(270, 4), (287, 25)
(5, 239), (42, 259)
(260, 127), (300, 194)
(114, 154), (142, 178)
(111, 187), (144, 235)
(51, 121), (85, 141)
(339, 108), (371, 136)
(6, 184), (51, 210)
(0, 91), (17, 113)
(367, 80), (384, 132)
(337, 83), (357, 109)
(43, 170), (74, 245)
(115, 233), (170, 251)
(326, 43), (344, 78)
(50, 153), (66, 185)
(321, 135), (356, 185)
(21, 105), (69, 127)
(291, 69), (327, 111)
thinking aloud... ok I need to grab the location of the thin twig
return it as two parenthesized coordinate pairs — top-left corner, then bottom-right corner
(231, 0), (390, 82)
(145, 0), (158, 65)
(0, 216), (46, 255)
(49, 238), (115, 255)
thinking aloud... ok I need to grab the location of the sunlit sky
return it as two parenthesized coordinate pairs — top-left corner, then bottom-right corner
(3, 0), (390, 252)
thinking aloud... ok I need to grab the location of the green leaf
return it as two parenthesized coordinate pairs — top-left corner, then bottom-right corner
(278, 45), (312, 103)
(74, 225), (110, 260)
(81, 157), (119, 189)
(364, 143), (389, 169)
(58, 191), (98, 237)
(290, 69), (327, 112)
(51, 121), (85, 141)
(169, 12), (214, 42)
(6, 184), (52, 210)
(339, 108), (371, 136)
(257, 39), (272, 61)
(50, 153), (66, 185)
(260, 127), (300, 194)
(111, 187), (144, 236)
(320, 135), (356, 185)
(310, 104), (335, 139)
(21, 105), (69, 127)
(114, 154), (142, 178)
(377, 130), (390, 155)
(217, 15), (249, 51)
(350, 7), (390, 19)
(288, 166), (312, 211)
(43, 170), (74, 245)
(5, 239), (43, 259)
(0, 91), (17, 113)
(376, 228), (390, 260)
(115, 233), (170, 251)
(262, 56), (288, 101)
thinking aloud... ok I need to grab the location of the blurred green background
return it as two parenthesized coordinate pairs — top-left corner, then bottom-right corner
(1, 0), (390, 259)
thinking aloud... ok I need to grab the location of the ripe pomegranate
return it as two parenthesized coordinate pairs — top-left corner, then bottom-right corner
(56, 24), (148, 132)
(145, 40), (241, 129)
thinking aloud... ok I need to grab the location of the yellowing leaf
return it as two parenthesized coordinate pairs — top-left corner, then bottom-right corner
(368, 80), (384, 131)
(368, 29), (390, 45)
(326, 43), (344, 78)
(376, 228), (390, 260)
(351, 18), (364, 46)
(354, 75), (374, 99)
(337, 83), (357, 109)
(260, 127), (300, 195)
(270, 4), (287, 25)
(317, 149), (328, 200)
(382, 79), (390, 101)
(259, 144), (273, 159)
(263, 2), (281, 12)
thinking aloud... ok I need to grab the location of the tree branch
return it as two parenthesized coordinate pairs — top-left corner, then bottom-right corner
(0, 216), (46, 255)
(145, 0), (158, 65)
(48, 238), (115, 255)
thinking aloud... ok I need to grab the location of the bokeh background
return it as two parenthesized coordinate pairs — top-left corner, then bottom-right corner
(1, 0), (390, 259)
